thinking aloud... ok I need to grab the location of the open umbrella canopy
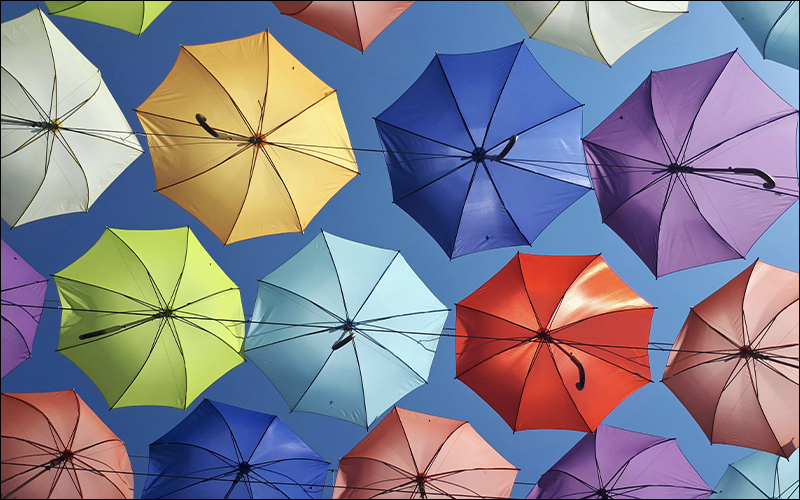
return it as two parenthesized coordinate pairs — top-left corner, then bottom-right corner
(711, 449), (799, 499)
(456, 253), (654, 433)
(376, 41), (590, 259)
(1, 239), (47, 378)
(272, 1), (414, 52)
(722, 1), (799, 70)
(135, 30), (358, 245)
(54, 227), (245, 410)
(142, 398), (329, 499)
(1, 389), (134, 499)
(1, 8), (143, 228)
(44, 1), (172, 36)
(246, 231), (448, 428)
(333, 406), (519, 499)
(662, 260), (799, 458)
(583, 51), (799, 277)
(506, 1), (689, 66)
(527, 424), (713, 499)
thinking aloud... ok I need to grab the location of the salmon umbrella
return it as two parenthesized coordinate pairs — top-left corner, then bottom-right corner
(527, 424), (713, 499)
(662, 260), (799, 458)
(456, 253), (654, 433)
(1, 240), (47, 378)
(54, 227), (245, 409)
(1, 390), (134, 499)
(583, 51), (799, 277)
(333, 406), (518, 498)
(711, 449), (798, 499)
(44, 1), (172, 36)
(272, 1), (414, 52)
(723, 1), (799, 70)
(135, 31), (358, 245)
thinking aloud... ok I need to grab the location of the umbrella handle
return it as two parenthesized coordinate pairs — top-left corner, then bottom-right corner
(568, 352), (586, 391)
(493, 135), (518, 162)
(195, 114), (220, 137)
(730, 167), (776, 189)
(662, 164), (776, 190)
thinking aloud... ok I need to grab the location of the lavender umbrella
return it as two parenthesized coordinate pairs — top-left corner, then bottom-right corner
(1, 240), (47, 378)
(527, 425), (713, 499)
(583, 51), (799, 277)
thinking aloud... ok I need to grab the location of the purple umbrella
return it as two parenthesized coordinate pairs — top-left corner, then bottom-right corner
(1, 240), (47, 378)
(583, 51), (799, 277)
(527, 425), (713, 499)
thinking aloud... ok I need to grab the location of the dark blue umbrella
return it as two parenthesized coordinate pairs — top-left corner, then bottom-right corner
(376, 41), (590, 259)
(142, 399), (329, 499)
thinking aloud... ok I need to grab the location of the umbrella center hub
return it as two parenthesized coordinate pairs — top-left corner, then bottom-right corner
(332, 320), (357, 350)
(535, 329), (551, 342)
(249, 133), (266, 148)
(155, 308), (175, 319)
(237, 461), (251, 475)
(667, 162), (692, 173)
(34, 119), (62, 133)
(61, 449), (74, 462)
(415, 473), (427, 484)
(471, 147), (487, 163)
(597, 487), (610, 499)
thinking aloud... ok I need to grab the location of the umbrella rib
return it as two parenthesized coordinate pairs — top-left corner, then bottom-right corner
(357, 328), (429, 383)
(689, 171), (799, 197)
(354, 326), (438, 354)
(172, 315), (245, 360)
(245, 326), (340, 352)
(108, 317), (170, 409)
(163, 318), (190, 409)
(257, 147), (304, 233)
(262, 90), (336, 138)
(374, 118), (473, 154)
(481, 163), (530, 243)
(55, 78), (101, 125)
(556, 338), (651, 380)
(450, 164), (481, 257)
(582, 140), (670, 169)
(746, 359), (788, 454)
(263, 141), (359, 174)
(491, 158), (593, 190)
(355, 308), (452, 325)
(244, 416), (275, 464)
(108, 228), (171, 308)
(150, 442), (238, 467)
(1, 279), (49, 294)
(50, 129), (90, 211)
(133, 110), (249, 141)
(392, 158), (474, 205)
(603, 439), (672, 491)
(351, 341), (369, 427)
(207, 401), (246, 464)
(545, 468), (601, 494)
(226, 147), (262, 242)
(649, 77), (677, 163)
(0, 316), (32, 358)
(435, 56), (477, 151)
(515, 255), (543, 330)
(423, 421), (469, 477)
(585, 3), (612, 67)
(1, 397), (65, 451)
(514, 343), (545, 430)
(544, 255), (599, 331)
(352, 252), (400, 320)
(547, 344), (592, 430)
(68, 455), (128, 499)
(351, 1), (365, 52)
(764, 3), (795, 56)
(479, 42), (523, 149)
(653, 173), (679, 276)
(485, 103), (584, 154)
(599, 171), (672, 224)
(290, 350), (336, 413)
(709, 357), (750, 443)
(244, 469), (290, 499)
(155, 142), (254, 192)
(7, 129), (55, 228)
(256, 280), (344, 322)
(0, 126), (49, 159)
(392, 409), (421, 475)
(1, 69), (49, 122)
(320, 231), (350, 319)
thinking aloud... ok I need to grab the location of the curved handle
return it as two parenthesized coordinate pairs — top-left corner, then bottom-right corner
(568, 352), (586, 391)
(494, 135), (518, 162)
(731, 167), (776, 190)
(195, 113), (220, 138)
(332, 330), (356, 351)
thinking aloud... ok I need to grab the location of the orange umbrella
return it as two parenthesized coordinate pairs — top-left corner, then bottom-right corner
(333, 406), (518, 498)
(273, 1), (414, 52)
(456, 253), (654, 433)
(1, 390), (133, 498)
(663, 260), (799, 458)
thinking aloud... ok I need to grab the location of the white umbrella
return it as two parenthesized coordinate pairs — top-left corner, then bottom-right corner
(1, 8), (142, 228)
(506, 1), (689, 66)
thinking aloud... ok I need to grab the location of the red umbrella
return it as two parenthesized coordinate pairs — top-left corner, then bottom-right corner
(456, 253), (654, 433)
(663, 260), (799, 458)
(273, 1), (414, 52)
(1, 390), (133, 498)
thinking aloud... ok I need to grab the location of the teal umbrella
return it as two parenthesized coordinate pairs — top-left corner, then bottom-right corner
(245, 231), (448, 428)
(711, 450), (798, 499)
(722, 1), (799, 70)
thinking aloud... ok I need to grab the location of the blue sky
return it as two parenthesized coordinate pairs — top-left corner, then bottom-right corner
(1, 1), (798, 498)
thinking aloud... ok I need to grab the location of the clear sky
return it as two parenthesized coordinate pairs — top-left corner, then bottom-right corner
(1, 1), (798, 498)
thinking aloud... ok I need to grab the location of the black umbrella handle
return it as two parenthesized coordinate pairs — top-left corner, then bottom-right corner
(493, 135), (518, 161)
(663, 164), (776, 189)
(195, 114), (247, 142)
(551, 340), (586, 391)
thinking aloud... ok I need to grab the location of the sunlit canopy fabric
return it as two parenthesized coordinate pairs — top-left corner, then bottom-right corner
(45, 1), (172, 35)
(333, 406), (518, 498)
(1, 390), (134, 499)
(1, 8), (143, 228)
(55, 227), (245, 410)
(246, 231), (448, 428)
(583, 51), (799, 277)
(663, 260), (799, 458)
(142, 399), (329, 499)
(376, 42), (590, 259)
(135, 31), (358, 244)
(273, 1), (414, 52)
(711, 449), (799, 499)
(506, 1), (689, 66)
(1, 240), (47, 378)
(723, 1), (799, 70)
(456, 253), (654, 433)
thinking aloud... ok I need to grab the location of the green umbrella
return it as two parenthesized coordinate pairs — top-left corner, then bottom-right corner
(45, 1), (171, 35)
(55, 227), (245, 409)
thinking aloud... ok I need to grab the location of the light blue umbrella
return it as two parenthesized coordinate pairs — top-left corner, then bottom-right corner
(723, 1), (799, 69)
(245, 231), (449, 428)
(711, 450), (798, 499)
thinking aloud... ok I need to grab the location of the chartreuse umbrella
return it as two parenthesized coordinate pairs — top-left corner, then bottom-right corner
(55, 227), (245, 410)
(142, 399), (329, 499)
(711, 450), (798, 499)
(246, 231), (449, 428)
(45, 1), (171, 35)
(723, 1), (798, 70)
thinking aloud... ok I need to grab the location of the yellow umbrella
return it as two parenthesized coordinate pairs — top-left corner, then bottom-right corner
(135, 31), (358, 244)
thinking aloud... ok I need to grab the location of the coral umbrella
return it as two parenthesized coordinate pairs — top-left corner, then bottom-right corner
(711, 449), (798, 499)
(45, 1), (171, 36)
(527, 424), (713, 499)
(506, 1), (689, 66)
(583, 51), (799, 277)
(54, 227), (245, 409)
(1, 8), (143, 228)
(1, 390), (133, 499)
(273, 1), (414, 52)
(1, 240), (47, 378)
(662, 260), (799, 458)
(376, 42), (591, 259)
(456, 253), (654, 433)
(135, 31), (358, 245)
(246, 231), (448, 428)
(723, 1), (798, 70)
(333, 406), (518, 498)
(142, 399), (329, 499)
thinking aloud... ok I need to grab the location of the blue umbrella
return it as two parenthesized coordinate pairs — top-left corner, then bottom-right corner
(375, 41), (590, 258)
(245, 231), (449, 428)
(142, 399), (329, 499)
(711, 450), (798, 499)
